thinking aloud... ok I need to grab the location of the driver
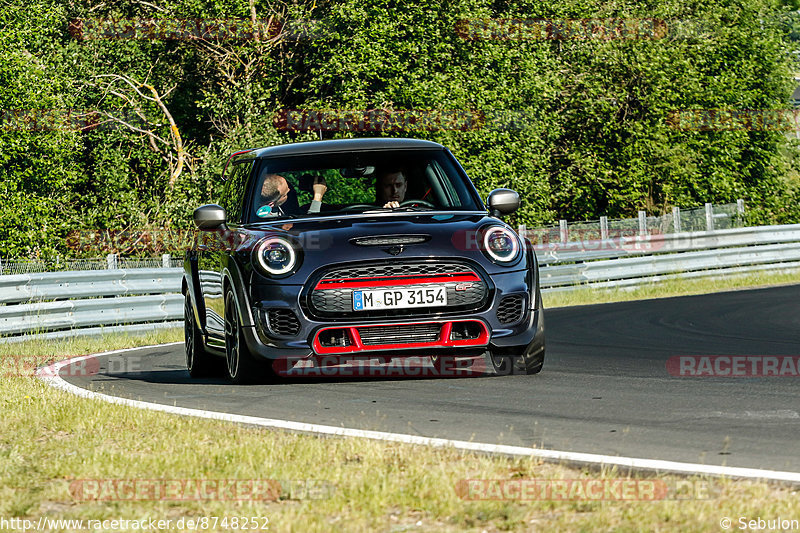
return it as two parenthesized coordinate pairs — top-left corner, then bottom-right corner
(376, 168), (408, 208)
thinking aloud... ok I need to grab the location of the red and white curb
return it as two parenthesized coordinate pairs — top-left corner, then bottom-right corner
(37, 344), (800, 484)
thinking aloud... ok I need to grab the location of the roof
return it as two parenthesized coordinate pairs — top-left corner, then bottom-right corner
(249, 138), (444, 158)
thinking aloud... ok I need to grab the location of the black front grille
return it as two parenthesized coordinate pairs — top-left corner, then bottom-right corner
(311, 283), (486, 314)
(267, 309), (301, 336)
(308, 261), (489, 319)
(323, 262), (469, 280)
(357, 323), (442, 345)
(496, 295), (525, 324)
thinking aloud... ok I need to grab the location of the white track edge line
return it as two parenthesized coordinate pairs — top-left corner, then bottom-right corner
(35, 344), (800, 484)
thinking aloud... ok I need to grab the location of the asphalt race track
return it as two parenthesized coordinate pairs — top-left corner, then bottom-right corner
(61, 285), (800, 473)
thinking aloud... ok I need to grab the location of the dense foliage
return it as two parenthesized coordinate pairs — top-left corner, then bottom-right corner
(1, 0), (799, 257)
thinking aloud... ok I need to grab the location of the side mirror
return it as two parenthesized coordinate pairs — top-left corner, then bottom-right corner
(487, 189), (520, 217)
(193, 204), (227, 231)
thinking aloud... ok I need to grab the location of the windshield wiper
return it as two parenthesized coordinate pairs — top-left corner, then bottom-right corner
(352, 206), (435, 214)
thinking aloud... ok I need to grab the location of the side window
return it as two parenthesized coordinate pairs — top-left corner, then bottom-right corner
(220, 161), (252, 224)
(429, 160), (462, 207)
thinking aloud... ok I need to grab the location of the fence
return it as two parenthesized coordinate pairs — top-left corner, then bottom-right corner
(0, 254), (181, 276)
(521, 201), (746, 245)
(2, 219), (800, 342)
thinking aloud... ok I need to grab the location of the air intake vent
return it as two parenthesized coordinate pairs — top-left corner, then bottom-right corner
(358, 323), (442, 345)
(350, 235), (430, 246)
(267, 309), (301, 336)
(497, 295), (525, 324)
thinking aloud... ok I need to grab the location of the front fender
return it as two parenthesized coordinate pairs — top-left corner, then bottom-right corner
(222, 255), (256, 327)
(183, 253), (206, 332)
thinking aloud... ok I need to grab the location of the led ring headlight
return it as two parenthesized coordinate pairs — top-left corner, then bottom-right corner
(255, 237), (297, 276)
(482, 226), (520, 263)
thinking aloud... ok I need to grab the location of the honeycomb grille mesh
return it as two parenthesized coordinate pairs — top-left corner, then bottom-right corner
(267, 309), (301, 336)
(496, 295), (525, 324)
(322, 262), (468, 280)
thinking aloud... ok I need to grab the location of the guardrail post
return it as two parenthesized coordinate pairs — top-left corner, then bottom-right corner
(672, 206), (681, 233)
(162, 253), (171, 268)
(106, 253), (118, 270)
(737, 199), (745, 226)
(600, 216), (609, 240)
(705, 203), (714, 232)
(638, 211), (647, 236)
(559, 219), (568, 244)
(517, 224), (525, 240)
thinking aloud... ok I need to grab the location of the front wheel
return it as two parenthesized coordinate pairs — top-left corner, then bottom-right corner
(224, 290), (260, 384)
(489, 347), (545, 376)
(185, 293), (221, 378)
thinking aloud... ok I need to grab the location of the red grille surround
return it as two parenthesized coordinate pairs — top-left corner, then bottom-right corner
(314, 272), (480, 290)
(312, 319), (490, 355)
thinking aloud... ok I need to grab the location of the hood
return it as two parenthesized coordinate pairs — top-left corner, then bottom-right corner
(238, 212), (526, 282)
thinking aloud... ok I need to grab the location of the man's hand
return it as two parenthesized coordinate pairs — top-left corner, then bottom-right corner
(383, 201), (400, 208)
(312, 176), (327, 202)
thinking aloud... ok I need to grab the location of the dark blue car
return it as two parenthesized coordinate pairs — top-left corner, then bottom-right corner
(183, 138), (545, 383)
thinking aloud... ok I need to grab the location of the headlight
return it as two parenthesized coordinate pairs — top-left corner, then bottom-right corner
(255, 237), (298, 276)
(482, 226), (520, 263)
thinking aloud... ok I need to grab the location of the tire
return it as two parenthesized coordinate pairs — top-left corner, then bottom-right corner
(491, 290), (546, 375)
(224, 289), (260, 384)
(224, 289), (282, 384)
(489, 346), (545, 376)
(185, 292), (221, 378)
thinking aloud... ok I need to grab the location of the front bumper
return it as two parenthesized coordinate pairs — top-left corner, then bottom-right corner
(239, 268), (540, 361)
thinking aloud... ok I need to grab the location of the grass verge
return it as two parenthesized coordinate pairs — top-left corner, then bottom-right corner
(542, 269), (800, 309)
(1, 330), (799, 532)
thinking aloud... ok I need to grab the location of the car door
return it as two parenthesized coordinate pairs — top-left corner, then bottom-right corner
(198, 159), (253, 346)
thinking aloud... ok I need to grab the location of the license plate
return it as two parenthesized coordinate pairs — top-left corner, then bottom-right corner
(353, 286), (447, 310)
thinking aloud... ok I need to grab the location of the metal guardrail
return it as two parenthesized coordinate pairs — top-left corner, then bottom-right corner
(1, 223), (800, 341)
(0, 268), (184, 342)
(0, 269), (182, 304)
(532, 224), (800, 291)
(0, 294), (183, 336)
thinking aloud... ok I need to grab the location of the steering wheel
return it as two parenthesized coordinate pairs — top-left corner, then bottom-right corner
(399, 199), (435, 209)
(341, 204), (375, 211)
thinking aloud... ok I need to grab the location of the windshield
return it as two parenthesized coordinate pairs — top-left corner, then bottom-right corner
(246, 149), (482, 222)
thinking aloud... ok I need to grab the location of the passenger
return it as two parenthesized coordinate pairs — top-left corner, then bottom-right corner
(258, 173), (327, 216)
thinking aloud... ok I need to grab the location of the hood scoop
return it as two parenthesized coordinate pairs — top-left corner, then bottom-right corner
(350, 234), (431, 246)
